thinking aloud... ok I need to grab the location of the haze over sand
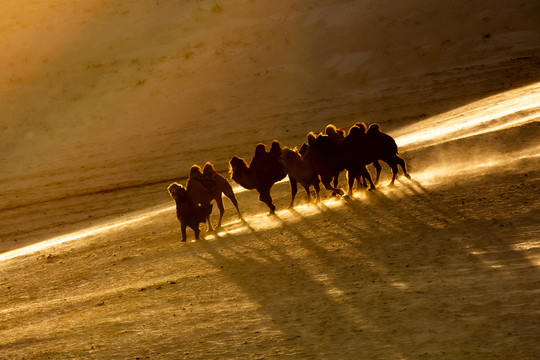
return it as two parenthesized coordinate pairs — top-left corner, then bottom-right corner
(1, 0), (539, 359)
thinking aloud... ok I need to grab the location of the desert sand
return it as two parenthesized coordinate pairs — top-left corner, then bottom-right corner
(1, 0), (539, 359)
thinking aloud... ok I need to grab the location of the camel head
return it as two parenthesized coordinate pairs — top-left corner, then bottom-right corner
(324, 124), (339, 136)
(280, 147), (300, 164)
(167, 182), (187, 202)
(366, 123), (381, 135)
(229, 156), (248, 178)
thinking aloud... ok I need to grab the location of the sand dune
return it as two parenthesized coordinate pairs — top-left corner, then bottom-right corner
(1, 0), (540, 359)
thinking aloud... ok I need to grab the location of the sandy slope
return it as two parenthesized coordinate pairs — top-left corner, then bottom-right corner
(0, 126), (538, 359)
(1, 0), (539, 249)
(1, 0), (540, 359)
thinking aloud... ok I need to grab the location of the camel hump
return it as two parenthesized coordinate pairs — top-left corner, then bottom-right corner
(367, 123), (381, 135)
(194, 162), (216, 190)
(325, 124), (345, 142)
(269, 140), (282, 157)
(189, 164), (203, 179)
(281, 147), (299, 160)
(202, 162), (215, 176)
(307, 132), (318, 146)
(254, 143), (267, 157)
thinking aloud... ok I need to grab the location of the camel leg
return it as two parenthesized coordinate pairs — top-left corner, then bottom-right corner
(259, 187), (276, 214)
(353, 175), (362, 191)
(322, 174), (344, 196)
(289, 177), (298, 209)
(359, 166), (376, 190)
(353, 173), (369, 191)
(388, 162), (398, 186)
(303, 185), (311, 203)
(373, 161), (382, 185)
(206, 214), (214, 232)
(313, 182), (321, 203)
(215, 195), (225, 228)
(347, 171), (356, 196)
(396, 155), (411, 179)
(329, 172), (340, 197)
(359, 175), (368, 190)
(194, 226), (201, 240)
(223, 187), (242, 220)
(332, 172), (339, 189)
(181, 223), (187, 242)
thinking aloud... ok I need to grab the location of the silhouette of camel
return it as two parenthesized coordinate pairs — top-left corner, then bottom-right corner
(344, 122), (411, 194)
(186, 162), (242, 231)
(343, 123), (378, 195)
(229, 140), (287, 214)
(302, 125), (347, 196)
(365, 123), (411, 186)
(280, 146), (321, 208)
(167, 182), (213, 242)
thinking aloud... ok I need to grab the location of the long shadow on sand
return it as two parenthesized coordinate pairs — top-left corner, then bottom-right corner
(194, 172), (540, 358)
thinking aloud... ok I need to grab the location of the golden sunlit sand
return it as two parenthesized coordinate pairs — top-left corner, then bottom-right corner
(0, 205), (173, 262)
(395, 82), (540, 149)
(4, 81), (536, 261)
(1, 0), (539, 359)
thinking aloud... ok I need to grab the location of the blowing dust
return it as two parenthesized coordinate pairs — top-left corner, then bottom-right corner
(1, 0), (540, 359)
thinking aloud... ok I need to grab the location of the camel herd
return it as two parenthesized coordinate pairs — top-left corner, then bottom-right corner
(168, 122), (410, 241)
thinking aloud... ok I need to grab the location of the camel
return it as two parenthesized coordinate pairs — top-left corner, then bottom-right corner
(324, 124), (346, 145)
(229, 140), (287, 214)
(365, 123), (411, 185)
(348, 122), (383, 187)
(322, 124), (347, 190)
(300, 123), (385, 197)
(186, 162), (242, 231)
(302, 127), (346, 196)
(344, 122), (411, 194)
(343, 123), (378, 195)
(280, 147), (321, 208)
(167, 183), (213, 242)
